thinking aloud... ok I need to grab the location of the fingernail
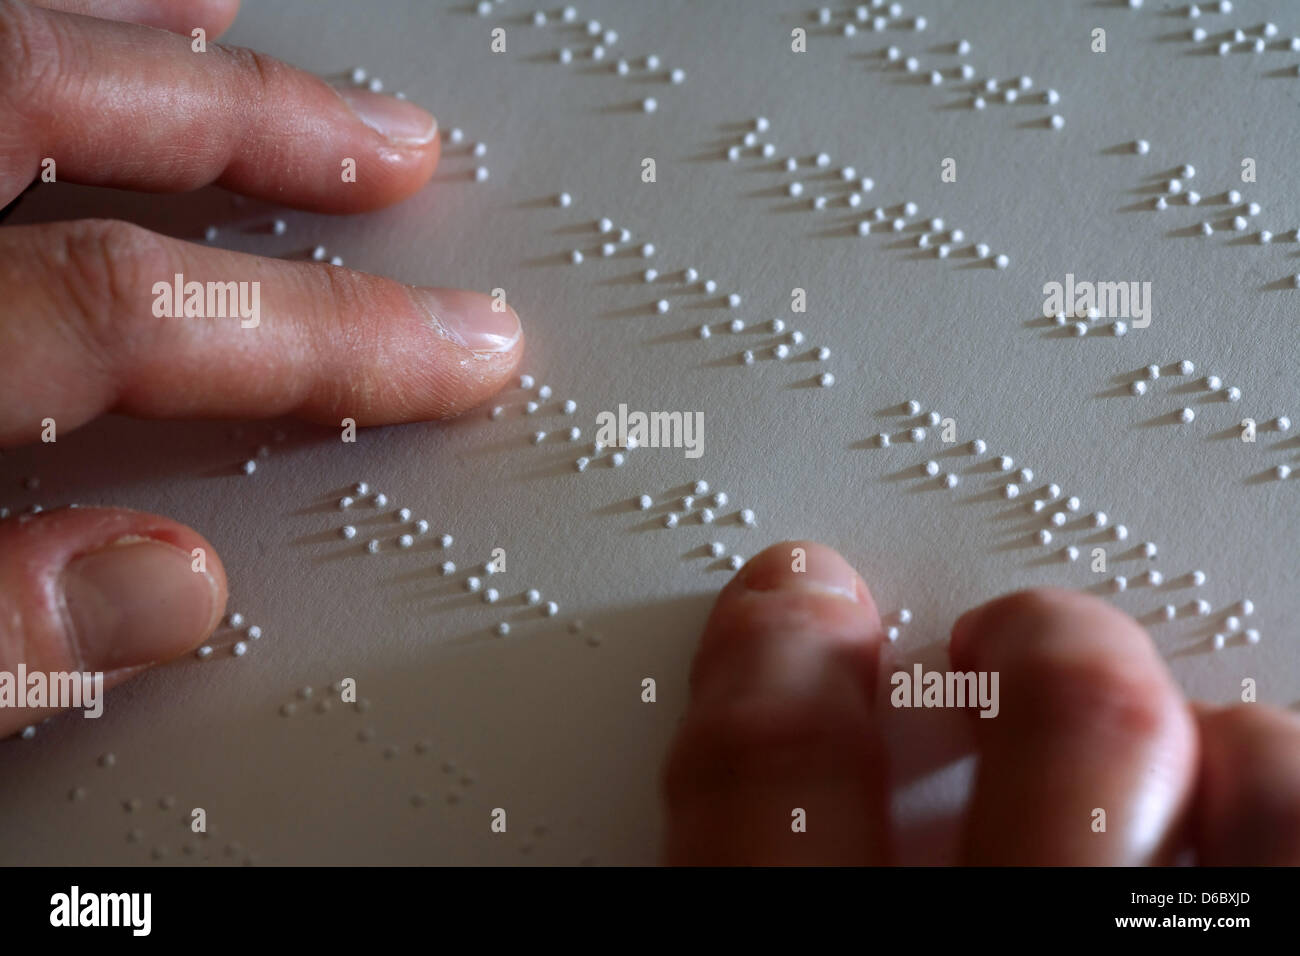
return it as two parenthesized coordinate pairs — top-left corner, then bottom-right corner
(738, 542), (862, 603)
(409, 287), (522, 353)
(335, 86), (438, 146)
(62, 537), (220, 671)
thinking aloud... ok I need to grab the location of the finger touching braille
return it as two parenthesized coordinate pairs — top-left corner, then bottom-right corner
(0, 220), (523, 445)
(662, 541), (891, 865)
(950, 588), (1197, 865)
(0, 0), (438, 210)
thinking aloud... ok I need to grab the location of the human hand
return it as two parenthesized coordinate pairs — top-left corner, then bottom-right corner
(0, 0), (522, 736)
(662, 541), (1300, 865)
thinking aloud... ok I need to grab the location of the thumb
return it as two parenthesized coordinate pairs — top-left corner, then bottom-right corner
(0, 507), (227, 737)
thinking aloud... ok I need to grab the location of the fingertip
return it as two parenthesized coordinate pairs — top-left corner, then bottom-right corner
(0, 507), (228, 673)
(953, 587), (1197, 864)
(319, 84), (442, 212)
(727, 539), (874, 609)
(949, 587), (1131, 669)
(692, 540), (883, 711)
(205, 0), (241, 37)
(664, 539), (892, 865)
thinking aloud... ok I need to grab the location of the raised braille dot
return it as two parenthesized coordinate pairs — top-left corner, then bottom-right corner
(1113, 576), (1127, 593)
(1276, 464), (1292, 480)
(969, 439), (986, 454)
(1037, 529), (1052, 545)
(366, 539), (380, 554)
(1274, 416), (1291, 432)
(1050, 512), (1066, 527)
(232, 641), (247, 656)
(1113, 524), (1129, 541)
(994, 254), (1009, 269)
(910, 427), (926, 442)
(1178, 407), (1195, 423)
(1003, 483), (1020, 499)
(195, 645), (212, 660)
(1225, 615), (1241, 632)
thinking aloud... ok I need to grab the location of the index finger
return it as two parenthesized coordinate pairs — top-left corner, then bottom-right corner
(0, 0), (439, 211)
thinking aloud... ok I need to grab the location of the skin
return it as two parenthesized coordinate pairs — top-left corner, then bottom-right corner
(2, 1), (1297, 865)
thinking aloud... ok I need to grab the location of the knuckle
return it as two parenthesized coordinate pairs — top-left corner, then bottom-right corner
(0, 0), (65, 119)
(224, 46), (285, 116)
(44, 219), (171, 349)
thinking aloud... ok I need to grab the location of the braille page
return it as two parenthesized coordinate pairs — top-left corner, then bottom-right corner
(1, 0), (1296, 865)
